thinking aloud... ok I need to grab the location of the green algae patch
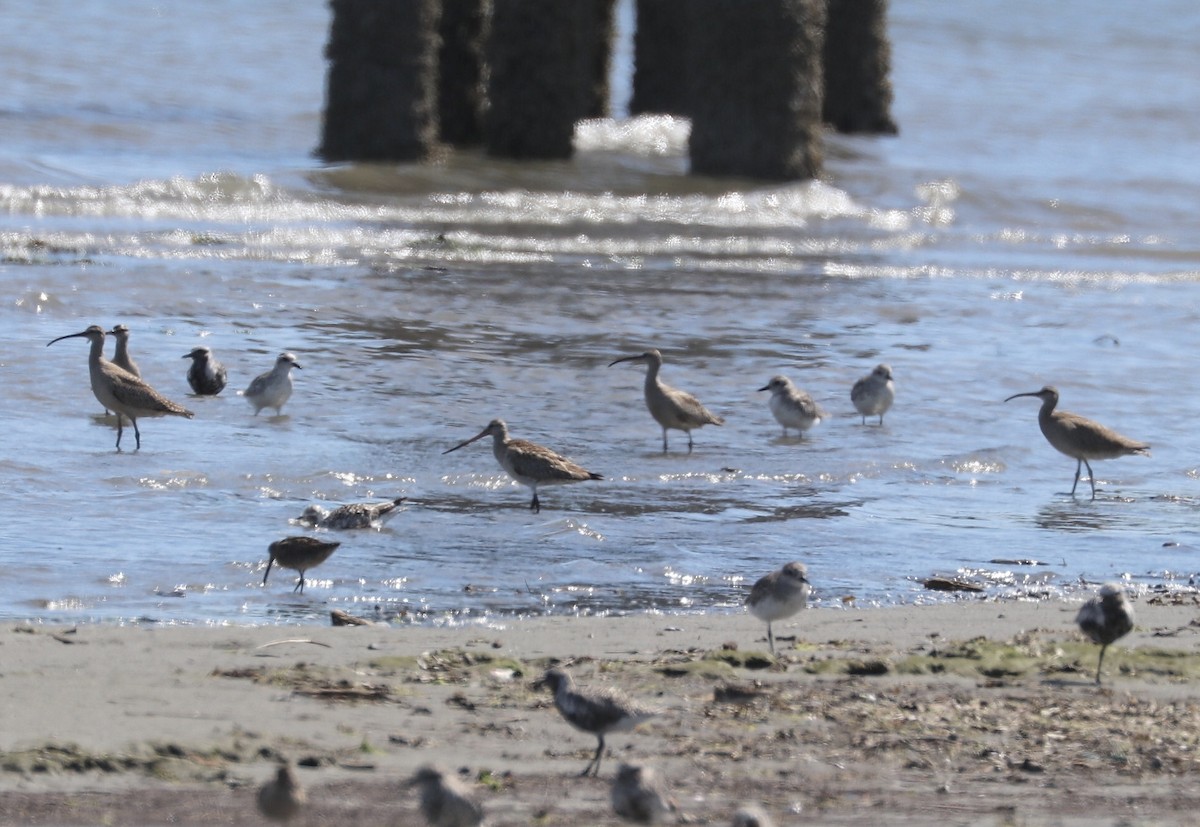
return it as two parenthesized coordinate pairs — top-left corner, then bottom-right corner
(704, 649), (775, 671)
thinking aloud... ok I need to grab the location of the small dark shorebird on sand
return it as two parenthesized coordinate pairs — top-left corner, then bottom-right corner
(537, 667), (659, 778)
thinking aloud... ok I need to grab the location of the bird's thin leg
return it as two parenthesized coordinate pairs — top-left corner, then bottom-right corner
(294, 575), (305, 594)
(1095, 643), (1108, 684)
(877, 414), (884, 426)
(132, 418), (141, 451)
(115, 416), (124, 451)
(661, 429), (668, 454)
(767, 622), (775, 655)
(1070, 459), (1082, 497)
(530, 491), (541, 513)
(1083, 458), (1096, 500)
(687, 431), (694, 454)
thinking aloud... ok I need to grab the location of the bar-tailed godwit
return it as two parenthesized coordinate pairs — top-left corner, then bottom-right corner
(443, 419), (601, 513)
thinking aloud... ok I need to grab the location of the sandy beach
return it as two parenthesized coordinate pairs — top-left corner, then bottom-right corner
(1, 595), (1199, 825)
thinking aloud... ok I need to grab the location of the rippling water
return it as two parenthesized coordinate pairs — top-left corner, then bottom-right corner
(3, 0), (1200, 626)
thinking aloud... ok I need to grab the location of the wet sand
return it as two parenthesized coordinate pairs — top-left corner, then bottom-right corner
(1, 596), (1199, 825)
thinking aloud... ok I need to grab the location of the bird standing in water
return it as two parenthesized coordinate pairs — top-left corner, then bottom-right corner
(182, 346), (228, 395)
(851, 363), (894, 425)
(610, 348), (724, 453)
(1004, 385), (1149, 499)
(245, 352), (301, 415)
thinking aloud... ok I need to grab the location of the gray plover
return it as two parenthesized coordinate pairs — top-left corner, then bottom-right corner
(746, 561), (811, 655)
(609, 349), (724, 453)
(443, 419), (601, 513)
(182, 346), (228, 396)
(298, 497), (407, 530)
(537, 667), (659, 777)
(758, 375), (826, 437)
(263, 536), (341, 594)
(256, 763), (306, 822)
(1076, 582), (1135, 684)
(1005, 386), (1150, 499)
(244, 352), (301, 416)
(611, 762), (678, 824)
(107, 324), (141, 378)
(851, 363), (894, 425)
(731, 804), (776, 827)
(48, 325), (194, 451)
(408, 765), (484, 827)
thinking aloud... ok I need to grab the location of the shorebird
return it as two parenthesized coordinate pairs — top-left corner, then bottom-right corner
(758, 375), (826, 437)
(536, 667), (659, 778)
(851, 363), (894, 425)
(443, 419), (601, 513)
(746, 561), (811, 655)
(1076, 582), (1135, 684)
(262, 536), (341, 594)
(731, 805), (776, 827)
(182, 346), (227, 396)
(1004, 386), (1150, 499)
(408, 765), (484, 827)
(297, 497), (407, 530)
(609, 349), (724, 453)
(244, 352), (301, 415)
(611, 762), (678, 824)
(107, 324), (140, 378)
(47, 325), (194, 450)
(256, 763), (306, 822)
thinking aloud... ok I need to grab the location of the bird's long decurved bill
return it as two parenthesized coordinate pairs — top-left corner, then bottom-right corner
(1004, 391), (1040, 403)
(262, 558), (274, 585)
(442, 429), (489, 454)
(46, 331), (89, 347)
(608, 354), (643, 368)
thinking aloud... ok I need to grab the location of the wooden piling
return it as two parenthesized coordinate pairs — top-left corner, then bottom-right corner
(823, 0), (898, 134)
(687, 0), (826, 181)
(438, 0), (489, 146)
(629, 0), (692, 116)
(485, 0), (593, 159)
(319, 0), (441, 163)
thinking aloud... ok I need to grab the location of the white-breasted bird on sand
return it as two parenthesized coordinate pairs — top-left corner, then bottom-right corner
(746, 561), (811, 655)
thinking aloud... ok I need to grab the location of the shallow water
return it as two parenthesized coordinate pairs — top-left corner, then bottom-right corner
(3, 0), (1200, 625)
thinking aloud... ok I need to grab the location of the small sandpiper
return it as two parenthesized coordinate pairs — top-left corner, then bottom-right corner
(256, 762), (306, 822)
(263, 536), (340, 594)
(244, 352), (301, 415)
(537, 667), (659, 778)
(182, 346), (228, 395)
(746, 561), (811, 655)
(611, 762), (678, 824)
(851, 363), (894, 425)
(758, 375), (826, 437)
(297, 497), (407, 530)
(408, 765), (484, 827)
(1076, 582), (1135, 684)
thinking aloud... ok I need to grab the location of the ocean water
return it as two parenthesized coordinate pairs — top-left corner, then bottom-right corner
(2, 0), (1200, 626)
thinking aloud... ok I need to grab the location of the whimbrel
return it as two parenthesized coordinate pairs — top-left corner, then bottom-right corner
(107, 324), (140, 378)
(182, 346), (227, 395)
(1004, 386), (1150, 499)
(758, 375), (826, 437)
(536, 667), (659, 778)
(746, 561), (811, 655)
(408, 765), (484, 827)
(851, 363), (894, 425)
(443, 419), (601, 513)
(244, 352), (301, 415)
(1076, 582), (1135, 684)
(609, 348), (724, 453)
(611, 762), (678, 824)
(256, 763), (306, 822)
(297, 497), (406, 530)
(262, 536), (340, 594)
(47, 325), (194, 450)
(731, 805), (776, 827)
